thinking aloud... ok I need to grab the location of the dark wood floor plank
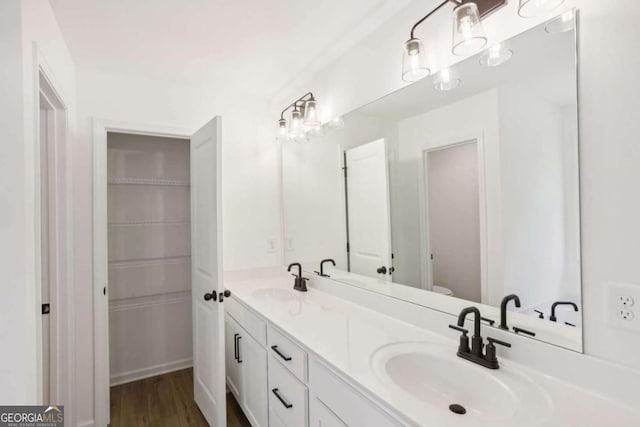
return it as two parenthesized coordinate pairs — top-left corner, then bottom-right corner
(109, 368), (250, 427)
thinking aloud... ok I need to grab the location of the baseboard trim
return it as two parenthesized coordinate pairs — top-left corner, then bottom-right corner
(110, 358), (193, 386)
(77, 420), (94, 427)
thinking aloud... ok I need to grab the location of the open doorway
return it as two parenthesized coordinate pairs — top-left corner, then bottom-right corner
(422, 140), (485, 302)
(93, 118), (232, 427)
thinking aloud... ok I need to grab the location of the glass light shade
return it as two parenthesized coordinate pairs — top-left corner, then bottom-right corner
(433, 67), (461, 91)
(277, 119), (288, 140)
(518, 0), (565, 18)
(545, 10), (575, 33)
(288, 109), (303, 137)
(402, 38), (430, 82)
(303, 99), (321, 127)
(479, 42), (513, 67)
(452, 3), (487, 56)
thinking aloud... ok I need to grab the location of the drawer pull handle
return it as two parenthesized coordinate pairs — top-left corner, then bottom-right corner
(271, 345), (292, 361)
(236, 335), (243, 363)
(272, 388), (293, 409)
(233, 333), (239, 361)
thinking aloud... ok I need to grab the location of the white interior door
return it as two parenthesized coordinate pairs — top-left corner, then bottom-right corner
(345, 139), (392, 280)
(191, 116), (226, 426)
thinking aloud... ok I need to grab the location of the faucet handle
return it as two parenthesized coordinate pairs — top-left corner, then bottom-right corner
(449, 325), (470, 354)
(487, 337), (511, 348)
(448, 324), (468, 335)
(480, 316), (495, 326)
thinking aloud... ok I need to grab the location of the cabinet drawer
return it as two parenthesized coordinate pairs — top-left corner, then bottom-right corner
(227, 296), (266, 346)
(268, 325), (307, 382)
(268, 355), (308, 427)
(309, 359), (403, 427)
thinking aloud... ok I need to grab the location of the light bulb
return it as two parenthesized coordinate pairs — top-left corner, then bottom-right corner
(303, 98), (321, 127)
(402, 38), (430, 82)
(479, 42), (513, 67)
(277, 119), (288, 141)
(433, 67), (460, 92)
(289, 109), (303, 137)
(518, 0), (565, 18)
(452, 3), (487, 56)
(545, 10), (575, 33)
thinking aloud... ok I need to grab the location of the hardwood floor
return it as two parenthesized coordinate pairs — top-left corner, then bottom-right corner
(109, 368), (251, 427)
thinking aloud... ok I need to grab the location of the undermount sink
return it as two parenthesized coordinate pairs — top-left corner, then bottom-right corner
(251, 287), (300, 302)
(371, 342), (552, 425)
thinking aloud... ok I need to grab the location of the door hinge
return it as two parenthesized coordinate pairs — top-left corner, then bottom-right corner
(342, 166), (348, 179)
(430, 253), (434, 260)
(42, 303), (50, 315)
(346, 242), (350, 253)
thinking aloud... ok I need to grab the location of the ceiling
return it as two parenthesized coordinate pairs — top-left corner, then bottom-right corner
(49, 0), (406, 98)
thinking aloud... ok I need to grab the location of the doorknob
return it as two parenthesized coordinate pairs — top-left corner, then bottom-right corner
(204, 292), (217, 302)
(376, 266), (387, 274)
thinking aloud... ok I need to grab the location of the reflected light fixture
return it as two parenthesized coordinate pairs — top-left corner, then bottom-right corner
(277, 92), (322, 142)
(433, 67), (461, 91)
(326, 116), (345, 129)
(545, 9), (575, 33)
(518, 0), (565, 18)
(479, 41), (513, 67)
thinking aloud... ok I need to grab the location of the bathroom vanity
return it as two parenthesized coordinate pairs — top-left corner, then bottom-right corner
(224, 269), (640, 427)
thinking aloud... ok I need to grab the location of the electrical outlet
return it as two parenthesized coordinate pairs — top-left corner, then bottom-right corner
(617, 309), (634, 321)
(619, 295), (634, 307)
(605, 282), (640, 332)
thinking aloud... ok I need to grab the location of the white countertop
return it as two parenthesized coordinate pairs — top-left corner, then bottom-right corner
(225, 269), (640, 427)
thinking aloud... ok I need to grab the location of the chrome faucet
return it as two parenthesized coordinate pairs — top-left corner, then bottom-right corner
(449, 306), (511, 369)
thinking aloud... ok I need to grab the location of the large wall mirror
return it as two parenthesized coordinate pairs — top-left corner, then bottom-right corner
(282, 14), (582, 351)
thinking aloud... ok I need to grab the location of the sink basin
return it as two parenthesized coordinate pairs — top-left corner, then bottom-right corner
(371, 342), (552, 425)
(251, 288), (300, 302)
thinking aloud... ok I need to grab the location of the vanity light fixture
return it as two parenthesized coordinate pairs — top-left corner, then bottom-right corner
(545, 9), (575, 34)
(277, 92), (321, 141)
(401, 0), (565, 81)
(479, 41), (513, 67)
(433, 67), (461, 91)
(518, 0), (565, 18)
(452, 2), (487, 56)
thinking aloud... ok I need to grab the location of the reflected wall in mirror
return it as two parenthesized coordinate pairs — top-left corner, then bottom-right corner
(282, 14), (582, 351)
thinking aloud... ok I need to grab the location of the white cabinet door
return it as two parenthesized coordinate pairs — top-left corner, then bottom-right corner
(225, 315), (242, 399)
(345, 139), (393, 281)
(311, 399), (347, 427)
(240, 332), (268, 427)
(191, 116), (226, 425)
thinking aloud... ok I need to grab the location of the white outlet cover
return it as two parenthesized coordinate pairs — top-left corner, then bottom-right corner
(605, 281), (640, 332)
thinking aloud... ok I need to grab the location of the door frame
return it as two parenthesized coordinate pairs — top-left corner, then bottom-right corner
(33, 43), (75, 420)
(418, 132), (489, 303)
(92, 119), (192, 427)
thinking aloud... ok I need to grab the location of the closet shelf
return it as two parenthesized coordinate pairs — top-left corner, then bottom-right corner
(108, 177), (190, 187)
(108, 220), (190, 226)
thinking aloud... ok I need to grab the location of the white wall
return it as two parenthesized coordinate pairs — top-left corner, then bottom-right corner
(272, 0), (640, 371)
(498, 80), (581, 310)
(0, 0), (77, 413)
